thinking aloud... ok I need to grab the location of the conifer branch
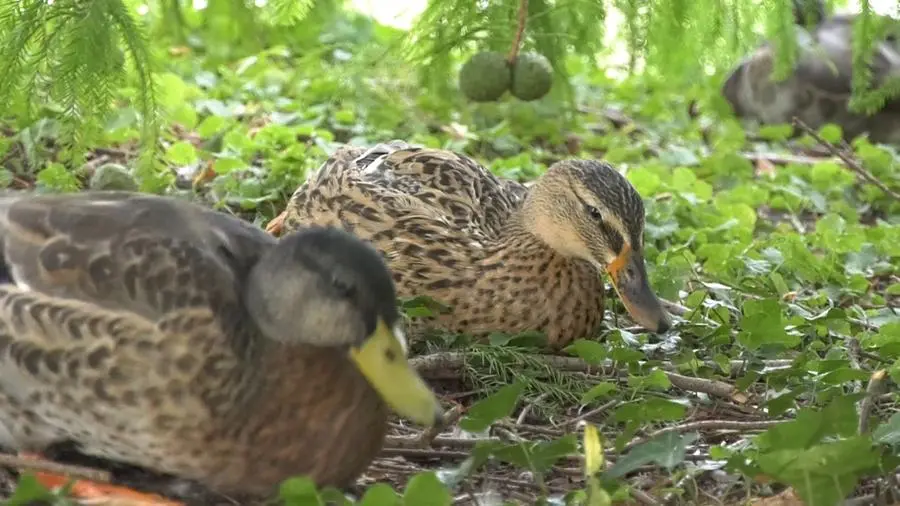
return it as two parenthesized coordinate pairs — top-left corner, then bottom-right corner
(507, 0), (528, 65)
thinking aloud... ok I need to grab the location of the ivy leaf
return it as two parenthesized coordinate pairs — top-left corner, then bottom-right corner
(759, 124), (793, 141)
(765, 389), (801, 417)
(156, 72), (193, 111)
(459, 381), (524, 433)
(818, 123), (844, 143)
(613, 398), (687, 423)
(279, 477), (322, 506)
(581, 381), (617, 404)
(358, 483), (400, 506)
(403, 472), (451, 506)
(756, 396), (858, 451)
(626, 167), (662, 195)
(605, 432), (699, 478)
(318, 487), (352, 506)
(738, 298), (800, 350)
(333, 108), (356, 124)
(491, 435), (579, 473)
(756, 437), (879, 506)
(166, 141), (199, 166)
(565, 339), (608, 365)
(627, 369), (672, 390)
(873, 411), (900, 446)
(37, 162), (80, 192)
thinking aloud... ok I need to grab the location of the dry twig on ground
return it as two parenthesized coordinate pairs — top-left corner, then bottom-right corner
(792, 118), (900, 201)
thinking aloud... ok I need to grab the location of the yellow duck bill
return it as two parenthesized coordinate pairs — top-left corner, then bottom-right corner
(349, 319), (444, 427)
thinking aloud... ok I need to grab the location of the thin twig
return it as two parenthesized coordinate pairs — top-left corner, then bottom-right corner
(379, 447), (470, 459)
(556, 400), (620, 429)
(507, 0), (529, 64)
(659, 297), (691, 317)
(620, 420), (787, 452)
(411, 351), (792, 382)
(385, 435), (498, 450)
(741, 151), (832, 166)
(516, 392), (548, 425)
(792, 118), (900, 201)
(494, 425), (527, 444)
(480, 474), (570, 494)
(500, 421), (564, 437)
(629, 486), (663, 506)
(415, 404), (466, 448)
(665, 372), (742, 401)
(844, 493), (877, 506)
(0, 453), (112, 483)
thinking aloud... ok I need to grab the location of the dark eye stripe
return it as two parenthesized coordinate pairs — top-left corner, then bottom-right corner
(600, 222), (625, 255)
(574, 193), (627, 255)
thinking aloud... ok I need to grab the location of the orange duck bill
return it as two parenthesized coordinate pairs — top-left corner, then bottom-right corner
(605, 245), (672, 333)
(17, 452), (184, 506)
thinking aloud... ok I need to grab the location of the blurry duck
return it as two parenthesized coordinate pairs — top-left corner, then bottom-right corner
(0, 191), (442, 505)
(721, 0), (900, 144)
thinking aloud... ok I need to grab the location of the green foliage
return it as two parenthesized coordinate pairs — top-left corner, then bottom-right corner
(5, 474), (74, 506)
(460, 381), (525, 433)
(0, 0), (158, 164)
(3, 0), (900, 162)
(406, 0), (604, 101)
(2, 0), (900, 505)
(848, 0), (900, 114)
(605, 432), (700, 479)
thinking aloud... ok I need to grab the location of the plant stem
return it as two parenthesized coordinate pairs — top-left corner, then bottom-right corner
(507, 0), (529, 65)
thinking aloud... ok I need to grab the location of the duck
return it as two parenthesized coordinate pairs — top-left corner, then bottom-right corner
(265, 141), (671, 350)
(721, 0), (900, 144)
(0, 190), (443, 504)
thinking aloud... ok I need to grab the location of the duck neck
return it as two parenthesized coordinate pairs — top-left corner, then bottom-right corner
(497, 205), (548, 253)
(503, 190), (586, 259)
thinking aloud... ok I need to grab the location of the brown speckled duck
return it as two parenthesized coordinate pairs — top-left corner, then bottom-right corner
(266, 141), (671, 350)
(722, 0), (900, 144)
(0, 191), (442, 504)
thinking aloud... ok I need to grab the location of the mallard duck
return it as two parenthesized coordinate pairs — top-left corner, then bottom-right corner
(265, 141), (671, 349)
(721, 0), (900, 144)
(0, 191), (442, 504)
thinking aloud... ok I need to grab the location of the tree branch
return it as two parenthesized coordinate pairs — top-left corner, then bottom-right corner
(410, 351), (793, 382)
(792, 118), (900, 202)
(620, 419), (787, 452)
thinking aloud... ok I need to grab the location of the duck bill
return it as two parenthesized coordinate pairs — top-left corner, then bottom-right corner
(349, 319), (443, 427)
(606, 246), (672, 333)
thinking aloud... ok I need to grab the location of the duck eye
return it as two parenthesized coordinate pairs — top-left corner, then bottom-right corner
(586, 205), (603, 221)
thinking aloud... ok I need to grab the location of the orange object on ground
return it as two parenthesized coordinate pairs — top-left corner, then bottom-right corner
(18, 452), (184, 506)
